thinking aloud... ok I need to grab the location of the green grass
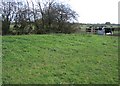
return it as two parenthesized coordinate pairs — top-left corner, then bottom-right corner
(2, 34), (118, 84)
(0, 36), (2, 85)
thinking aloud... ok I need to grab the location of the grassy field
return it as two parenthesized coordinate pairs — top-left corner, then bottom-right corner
(0, 36), (2, 86)
(2, 34), (118, 84)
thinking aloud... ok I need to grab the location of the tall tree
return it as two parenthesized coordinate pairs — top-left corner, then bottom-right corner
(1, 2), (15, 35)
(42, 1), (78, 33)
(1, 0), (79, 35)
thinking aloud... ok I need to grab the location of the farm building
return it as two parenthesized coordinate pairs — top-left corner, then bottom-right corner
(85, 25), (118, 35)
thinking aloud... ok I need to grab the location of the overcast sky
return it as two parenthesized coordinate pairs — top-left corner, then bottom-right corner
(1, 0), (119, 24)
(30, 0), (119, 24)
(67, 0), (119, 24)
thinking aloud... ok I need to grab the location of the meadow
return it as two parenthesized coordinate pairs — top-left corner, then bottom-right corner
(2, 34), (118, 84)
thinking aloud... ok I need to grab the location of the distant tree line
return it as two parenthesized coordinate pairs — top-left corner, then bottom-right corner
(0, 0), (79, 35)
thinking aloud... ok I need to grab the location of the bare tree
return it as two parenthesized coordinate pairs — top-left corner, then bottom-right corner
(1, 1), (16, 35)
(37, 1), (45, 29)
(42, 1), (78, 33)
(13, 1), (34, 34)
(1, 0), (79, 35)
